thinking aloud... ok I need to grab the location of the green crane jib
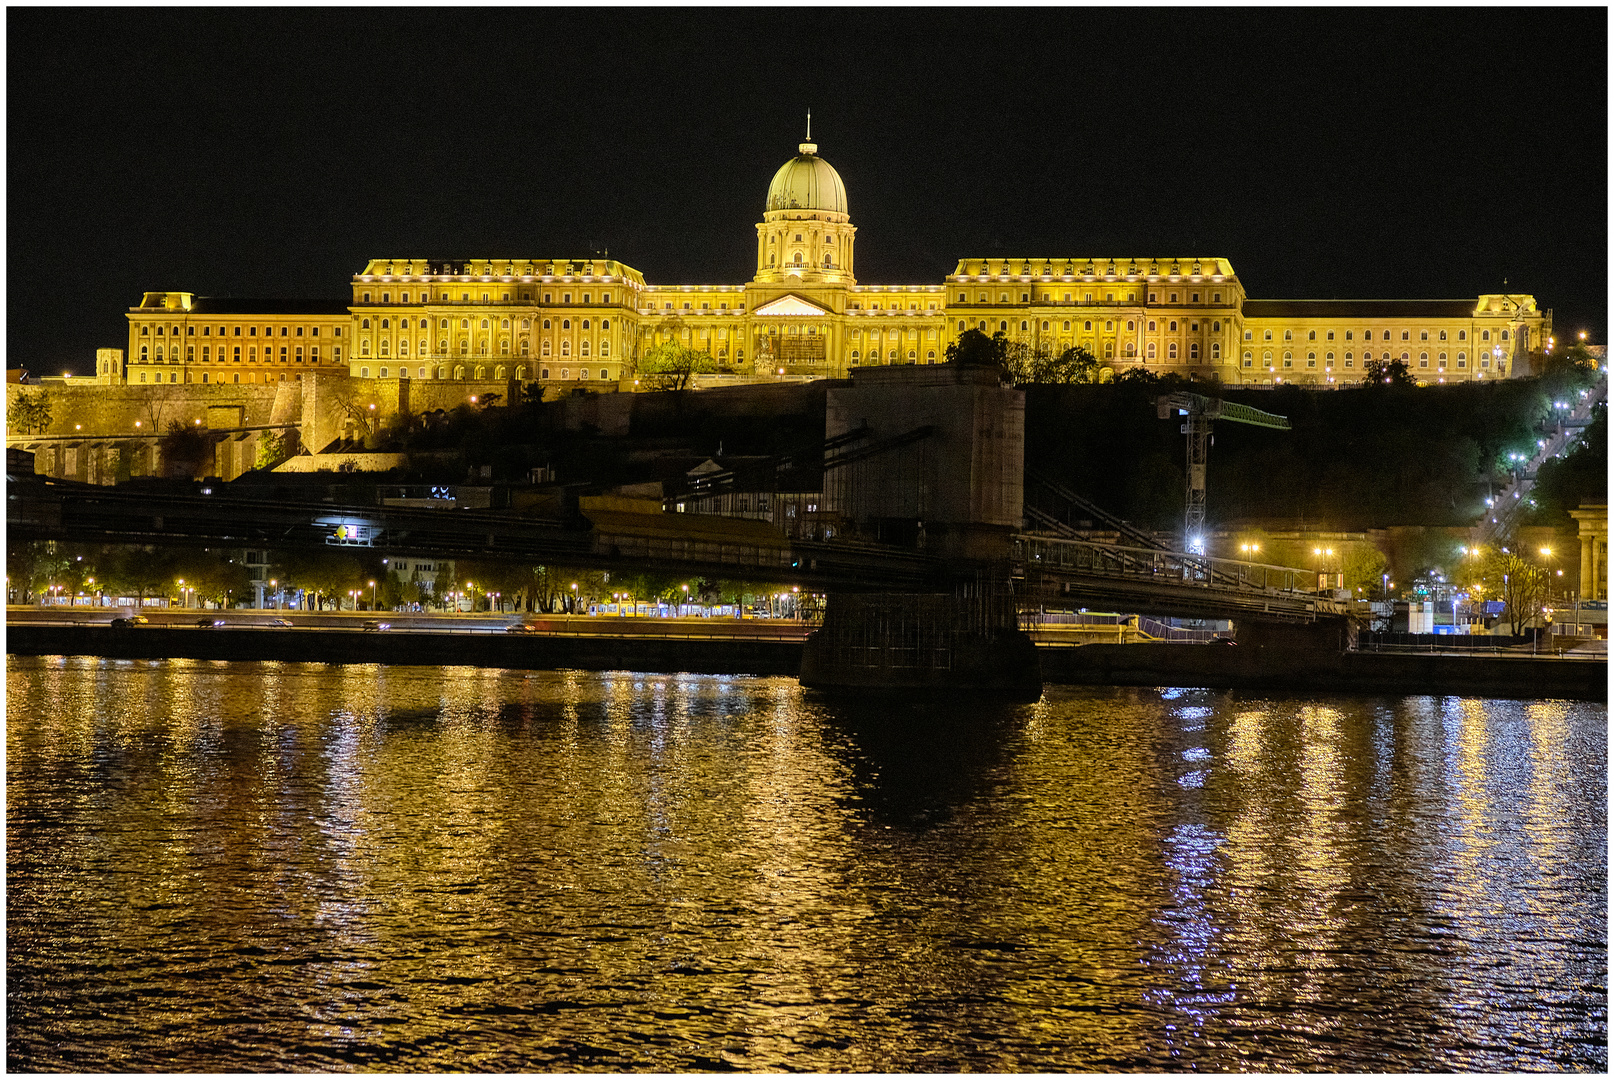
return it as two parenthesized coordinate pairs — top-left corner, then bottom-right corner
(1156, 392), (1290, 550)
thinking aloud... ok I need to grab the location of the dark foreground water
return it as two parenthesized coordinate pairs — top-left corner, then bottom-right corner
(6, 656), (1606, 1072)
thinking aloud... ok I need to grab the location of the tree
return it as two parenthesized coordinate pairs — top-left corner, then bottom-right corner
(7, 389), (52, 435)
(159, 420), (215, 477)
(637, 341), (718, 391)
(270, 549), (365, 610)
(101, 546), (181, 607)
(944, 328), (1007, 369)
(254, 429), (293, 470)
(172, 550), (253, 608)
(1362, 358), (1416, 386)
(1005, 343), (1101, 385)
(1457, 544), (1551, 636)
(1490, 547), (1551, 636)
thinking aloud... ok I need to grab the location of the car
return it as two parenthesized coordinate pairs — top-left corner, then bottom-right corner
(110, 615), (149, 628)
(506, 622), (543, 634)
(196, 617), (226, 628)
(265, 618), (293, 629)
(361, 620), (391, 632)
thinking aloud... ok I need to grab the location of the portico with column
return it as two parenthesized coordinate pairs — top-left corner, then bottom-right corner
(1569, 501), (1607, 601)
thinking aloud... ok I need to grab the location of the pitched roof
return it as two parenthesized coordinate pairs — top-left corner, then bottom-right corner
(1242, 299), (1478, 319)
(181, 297), (351, 316)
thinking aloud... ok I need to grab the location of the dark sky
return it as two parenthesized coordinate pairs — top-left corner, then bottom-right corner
(10, 7), (1606, 374)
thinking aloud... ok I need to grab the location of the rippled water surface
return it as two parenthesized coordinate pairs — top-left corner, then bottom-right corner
(7, 656), (1606, 1071)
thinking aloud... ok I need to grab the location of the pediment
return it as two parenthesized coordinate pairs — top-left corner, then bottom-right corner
(754, 294), (829, 317)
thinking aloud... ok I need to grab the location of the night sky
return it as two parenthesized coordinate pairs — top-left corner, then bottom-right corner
(9, 7), (1606, 375)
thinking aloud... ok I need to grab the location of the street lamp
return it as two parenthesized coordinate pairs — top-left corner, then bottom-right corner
(270, 579), (278, 610)
(369, 579), (377, 612)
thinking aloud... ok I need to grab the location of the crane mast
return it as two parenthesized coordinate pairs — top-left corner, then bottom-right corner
(1157, 392), (1290, 552)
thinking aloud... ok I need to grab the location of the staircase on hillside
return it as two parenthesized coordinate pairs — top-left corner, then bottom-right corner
(1476, 369), (1606, 545)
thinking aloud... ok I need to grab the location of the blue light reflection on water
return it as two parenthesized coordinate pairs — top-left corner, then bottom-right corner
(5, 657), (1606, 1072)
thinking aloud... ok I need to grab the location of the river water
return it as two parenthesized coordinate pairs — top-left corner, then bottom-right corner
(6, 656), (1606, 1072)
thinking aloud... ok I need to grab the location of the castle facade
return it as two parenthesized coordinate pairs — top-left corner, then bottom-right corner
(109, 138), (1550, 391)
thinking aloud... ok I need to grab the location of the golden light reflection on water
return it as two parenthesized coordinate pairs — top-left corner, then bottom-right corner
(5, 658), (1606, 1073)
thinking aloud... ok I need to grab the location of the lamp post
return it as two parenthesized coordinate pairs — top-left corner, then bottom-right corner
(369, 579), (377, 612)
(270, 579), (278, 610)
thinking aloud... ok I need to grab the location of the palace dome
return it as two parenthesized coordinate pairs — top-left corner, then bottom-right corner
(765, 143), (848, 215)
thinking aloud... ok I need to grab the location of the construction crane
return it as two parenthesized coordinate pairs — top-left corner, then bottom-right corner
(1157, 392), (1290, 553)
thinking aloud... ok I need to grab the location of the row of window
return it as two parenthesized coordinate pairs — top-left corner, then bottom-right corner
(359, 316), (612, 332)
(137, 344), (339, 363)
(351, 365), (620, 381)
(359, 290), (617, 305)
(359, 338), (612, 358)
(138, 324), (341, 338)
(1245, 328), (1503, 342)
(956, 289), (1226, 306)
(848, 350), (939, 363)
(1240, 350), (1494, 370)
(136, 370), (299, 384)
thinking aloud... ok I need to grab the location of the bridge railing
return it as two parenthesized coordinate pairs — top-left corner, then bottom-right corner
(1014, 534), (1315, 598)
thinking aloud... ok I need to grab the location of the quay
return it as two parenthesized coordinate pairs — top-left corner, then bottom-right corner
(8, 614), (1604, 702)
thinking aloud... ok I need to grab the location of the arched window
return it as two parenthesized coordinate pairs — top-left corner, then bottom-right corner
(459, 341), (469, 355)
(520, 341), (530, 356)
(1168, 342), (1178, 360)
(581, 341), (591, 357)
(361, 341), (370, 355)
(1147, 342), (1157, 360)
(561, 368), (570, 379)
(999, 320), (1008, 332)
(1263, 350), (1273, 366)
(1148, 320), (1157, 332)
(381, 319), (389, 329)
(1170, 321), (1178, 332)
(399, 340), (409, 355)
(1210, 343), (1220, 360)
(480, 319), (490, 329)
(1306, 352), (1316, 367)
(1243, 351), (1253, 367)
(360, 366), (370, 378)
(1458, 330), (1467, 340)
(380, 340), (389, 355)
(1439, 330), (1447, 341)
(1402, 351), (1411, 362)
(561, 341), (570, 356)
(361, 318), (371, 329)
(1308, 330), (1316, 340)
(1084, 320), (1093, 331)
(454, 365), (465, 379)
(600, 341), (610, 357)
(1190, 343), (1200, 360)
(1126, 320), (1135, 332)
(542, 341), (551, 356)
(1283, 351), (1293, 368)
(140, 345), (149, 359)
(1401, 330), (1410, 340)
(438, 366), (448, 379)
(516, 365), (526, 379)
(475, 366), (486, 379)
(1264, 330), (1272, 341)
(501, 319), (509, 329)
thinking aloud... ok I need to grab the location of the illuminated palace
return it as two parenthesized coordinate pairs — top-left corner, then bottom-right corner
(113, 138), (1551, 390)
